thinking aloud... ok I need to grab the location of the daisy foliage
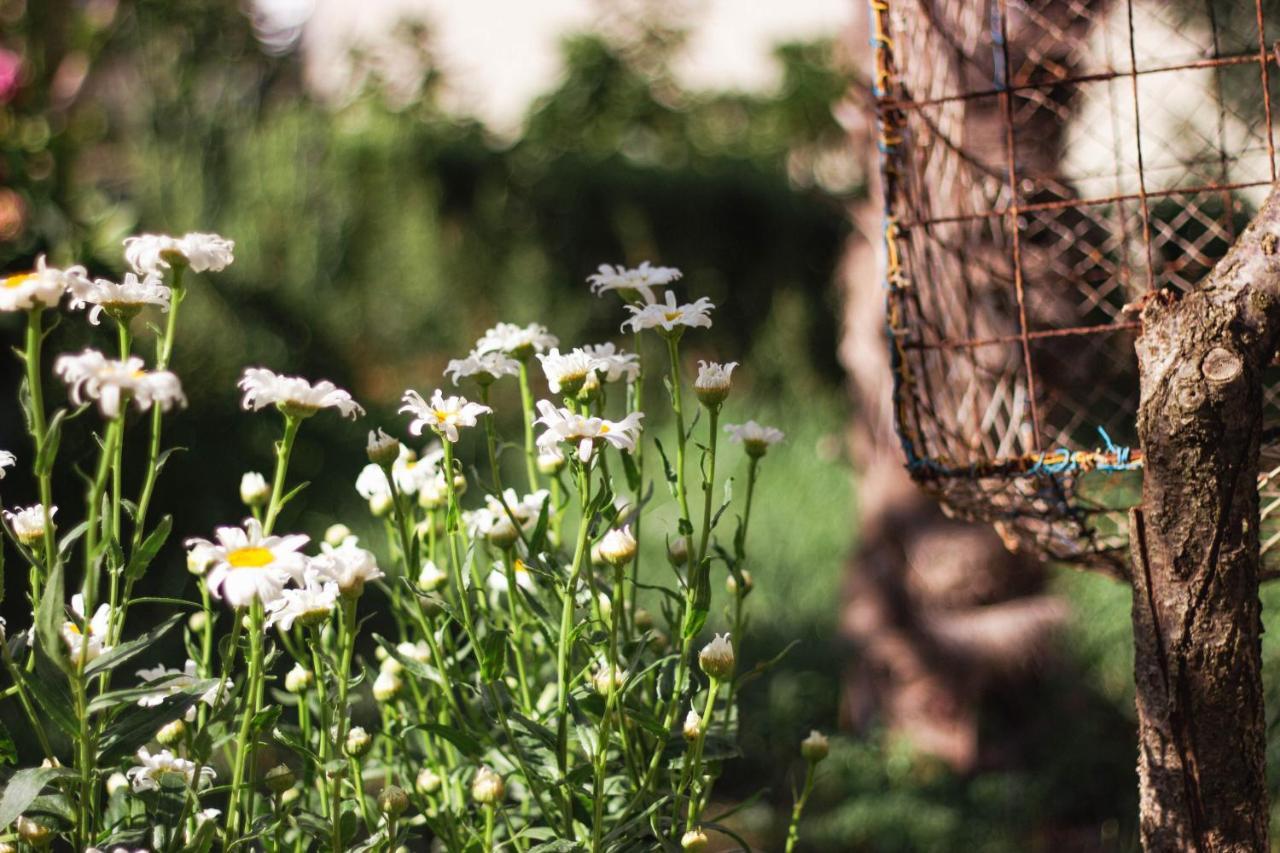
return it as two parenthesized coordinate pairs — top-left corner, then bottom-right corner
(0, 239), (808, 853)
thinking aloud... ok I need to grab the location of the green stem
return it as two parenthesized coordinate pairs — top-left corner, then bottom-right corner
(517, 361), (540, 491)
(263, 413), (302, 535)
(784, 763), (818, 853)
(555, 463), (592, 837)
(226, 601), (265, 843)
(23, 309), (56, 591)
(483, 803), (496, 852)
(682, 679), (720, 833)
(332, 597), (359, 851)
(666, 337), (693, 534)
(695, 408), (719, 568)
(590, 563), (627, 853)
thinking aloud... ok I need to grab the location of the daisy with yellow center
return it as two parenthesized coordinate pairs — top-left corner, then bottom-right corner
(239, 367), (364, 420)
(400, 388), (491, 443)
(534, 399), (644, 463)
(587, 261), (682, 304)
(54, 349), (186, 419)
(0, 255), (90, 312)
(61, 593), (111, 666)
(187, 518), (309, 609)
(621, 291), (715, 337)
(68, 271), (171, 325)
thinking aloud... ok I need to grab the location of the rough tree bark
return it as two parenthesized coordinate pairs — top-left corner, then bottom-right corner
(1128, 185), (1280, 852)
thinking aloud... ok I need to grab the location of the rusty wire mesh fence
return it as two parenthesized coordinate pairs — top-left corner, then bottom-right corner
(871, 0), (1280, 574)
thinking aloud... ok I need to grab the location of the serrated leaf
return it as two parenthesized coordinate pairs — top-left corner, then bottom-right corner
(0, 766), (74, 826)
(124, 514), (172, 582)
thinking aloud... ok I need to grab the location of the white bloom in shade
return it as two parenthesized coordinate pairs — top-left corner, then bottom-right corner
(0, 449), (13, 478)
(239, 367), (364, 420)
(467, 507), (519, 548)
(123, 232), (235, 276)
(536, 448), (566, 474)
(724, 420), (785, 458)
(239, 471), (269, 507)
(344, 726), (372, 757)
(136, 659), (222, 722)
(592, 662), (626, 695)
(396, 640), (432, 665)
(801, 729), (830, 763)
(534, 399), (644, 463)
(598, 526), (637, 567)
(683, 709), (702, 741)
(471, 766), (505, 804)
(581, 343), (640, 384)
(693, 360), (738, 407)
(621, 291), (714, 335)
(62, 593), (111, 666)
(698, 632), (735, 680)
(468, 488), (549, 545)
(355, 463), (392, 504)
(310, 538), (384, 597)
(474, 322), (559, 359)
(537, 347), (598, 394)
(400, 388), (490, 443)
(366, 428), (401, 466)
(587, 261), (682, 303)
(0, 255), (90, 311)
(127, 747), (215, 792)
(393, 444), (444, 494)
(55, 349), (186, 418)
(3, 504), (53, 545)
(324, 524), (352, 547)
(681, 828), (710, 852)
(487, 559), (535, 594)
(189, 517), (309, 608)
(373, 668), (403, 701)
(445, 350), (520, 386)
(285, 665), (313, 693)
(417, 560), (448, 592)
(265, 579), (338, 630)
(68, 272), (171, 324)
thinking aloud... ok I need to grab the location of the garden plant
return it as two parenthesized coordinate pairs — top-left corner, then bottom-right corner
(0, 237), (827, 851)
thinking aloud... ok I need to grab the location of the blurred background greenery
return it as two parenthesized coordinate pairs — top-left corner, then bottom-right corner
(0, 0), (1229, 850)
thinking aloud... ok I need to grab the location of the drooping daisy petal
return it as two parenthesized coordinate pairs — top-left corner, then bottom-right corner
(124, 232), (235, 276)
(621, 291), (714, 335)
(0, 255), (90, 312)
(534, 400), (644, 463)
(474, 322), (558, 359)
(0, 450), (14, 479)
(55, 349), (186, 418)
(724, 420), (784, 457)
(126, 747), (216, 792)
(68, 272), (171, 325)
(445, 350), (521, 386)
(400, 389), (490, 443)
(4, 503), (55, 545)
(587, 261), (682, 303)
(239, 367), (364, 419)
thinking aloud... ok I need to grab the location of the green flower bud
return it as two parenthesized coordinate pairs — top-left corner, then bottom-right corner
(379, 785), (409, 817)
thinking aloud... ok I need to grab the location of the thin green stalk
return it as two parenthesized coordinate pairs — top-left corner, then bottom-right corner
(666, 337), (693, 534)
(226, 601), (265, 843)
(82, 416), (123, 608)
(589, 563), (628, 853)
(682, 679), (720, 833)
(23, 309), (56, 588)
(332, 597), (359, 851)
(555, 463), (592, 836)
(784, 763), (818, 853)
(517, 361), (540, 491)
(263, 413), (302, 535)
(483, 803), (496, 852)
(695, 408), (719, 567)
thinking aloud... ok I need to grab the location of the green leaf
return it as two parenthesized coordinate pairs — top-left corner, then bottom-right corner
(33, 408), (68, 477)
(24, 650), (77, 735)
(34, 557), (68, 674)
(124, 514), (173, 582)
(403, 723), (483, 758)
(84, 612), (184, 677)
(0, 766), (74, 827)
(528, 496), (551, 554)
(653, 438), (678, 493)
(0, 720), (15, 766)
(479, 629), (508, 681)
(96, 679), (216, 763)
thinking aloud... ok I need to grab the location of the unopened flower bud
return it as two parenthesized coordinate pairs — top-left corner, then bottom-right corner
(265, 763), (296, 794)
(324, 523), (352, 547)
(598, 526), (637, 567)
(15, 816), (51, 846)
(452, 474), (468, 497)
(536, 450), (566, 474)
(649, 630), (669, 652)
(693, 361), (737, 408)
(418, 483), (447, 510)
(157, 718), (186, 746)
(726, 569), (753, 597)
(801, 730), (829, 764)
(106, 772), (129, 797)
(681, 828), (709, 852)
(667, 536), (689, 567)
(592, 664), (625, 696)
(367, 428), (401, 467)
(369, 493), (395, 517)
(281, 786), (301, 807)
(285, 664), (313, 694)
(187, 611), (208, 633)
(345, 726), (371, 757)
(698, 633), (734, 681)
(417, 560), (447, 592)
(634, 608), (654, 630)
(416, 767), (442, 795)
(379, 654), (403, 675)
(187, 542), (214, 576)
(471, 766), (505, 805)
(683, 709), (702, 741)
(379, 785), (409, 817)
(373, 669), (404, 701)
(240, 471), (270, 507)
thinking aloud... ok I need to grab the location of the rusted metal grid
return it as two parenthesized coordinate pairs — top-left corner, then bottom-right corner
(871, 0), (1280, 574)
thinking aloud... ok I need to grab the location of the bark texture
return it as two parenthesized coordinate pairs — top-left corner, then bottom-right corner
(1129, 186), (1280, 852)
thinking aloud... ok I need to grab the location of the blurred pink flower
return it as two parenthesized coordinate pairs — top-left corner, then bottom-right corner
(0, 50), (21, 103)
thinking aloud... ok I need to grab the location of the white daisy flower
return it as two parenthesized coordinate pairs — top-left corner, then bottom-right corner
(396, 640), (433, 665)
(355, 463), (392, 503)
(189, 518), (309, 609)
(0, 449), (15, 479)
(136, 659), (223, 722)
(724, 420), (785, 457)
(693, 360), (738, 407)
(474, 322), (559, 360)
(127, 747), (215, 792)
(124, 232), (235, 276)
(534, 399), (644, 463)
(581, 343), (640, 384)
(55, 349), (186, 419)
(62, 593), (111, 666)
(487, 559), (535, 594)
(265, 579), (338, 630)
(3, 503), (54, 545)
(537, 348), (599, 395)
(393, 444), (444, 494)
(621, 291), (715, 336)
(310, 537), (384, 597)
(445, 350), (521, 386)
(68, 272), (171, 325)
(598, 525), (638, 566)
(239, 367), (364, 420)
(587, 261), (682, 303)
(0, 255), (90, 312)
(400, 388), (491, 443)
(417, 560), (447, 592)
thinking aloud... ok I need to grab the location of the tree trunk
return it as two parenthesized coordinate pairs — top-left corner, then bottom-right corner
(1128, 186), (1280, 852)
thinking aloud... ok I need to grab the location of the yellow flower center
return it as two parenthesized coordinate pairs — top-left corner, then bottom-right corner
(663, 310), (682, 321)
(598, 424), (610, 434)
(66, 623), (82, 636)
(434, 409), (451, 421)
(2, 272), (36, 289)
(228, 546), (274, 569)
